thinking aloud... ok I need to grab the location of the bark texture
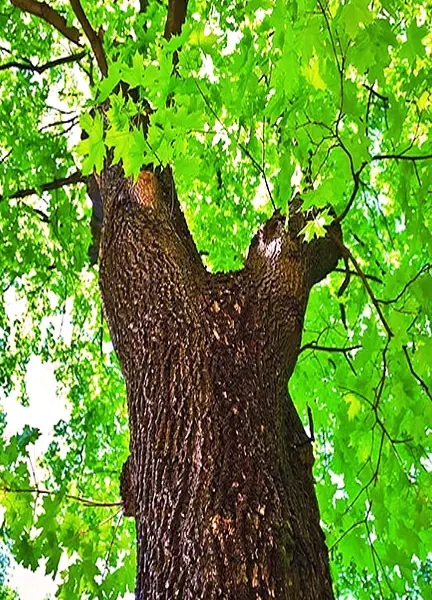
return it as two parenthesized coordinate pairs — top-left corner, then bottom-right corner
(98, 164), (341, 599)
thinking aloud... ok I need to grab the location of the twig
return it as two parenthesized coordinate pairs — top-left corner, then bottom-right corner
(2, 170), (85, 201)
(402, 345), (432, 402)
(372, 153), (432, 161)
(103, 510), (123, 576)
(335, 163), (368, 223)
(11, 0), (82, 45)
(379, 264), (430, 305)
(329, 518), (364, 553)
(329, 233), (393, 337)
(0, 50), (86, 73)
(299, 343), (361, 354)
(341, 386), (414, 447)
(2, 485), (121, 507)
(39, 115), (79, 132)
(373, 342), (389, 409)
(337, 255), (351, 296)
(21, 203), (50, 222)
(194, 80), (276, 209)
(69, 0), (107, 76)
(0, 149), (12, 165)
(362, 84), (389, 104)
(333, 267), (383, 284)
(364, 515), (386, 599)
(343, 432), (385, 516)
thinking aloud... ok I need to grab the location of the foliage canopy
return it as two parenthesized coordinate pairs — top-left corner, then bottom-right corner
(0, 0), (431, 598)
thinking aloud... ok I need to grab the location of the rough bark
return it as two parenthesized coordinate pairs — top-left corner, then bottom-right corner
(98, 164), (341, 599)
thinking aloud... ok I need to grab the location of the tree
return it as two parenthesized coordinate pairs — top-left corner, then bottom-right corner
(0, 0), (431, 598)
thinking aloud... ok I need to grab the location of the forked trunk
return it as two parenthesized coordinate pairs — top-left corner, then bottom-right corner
(98, 165), (340, 599)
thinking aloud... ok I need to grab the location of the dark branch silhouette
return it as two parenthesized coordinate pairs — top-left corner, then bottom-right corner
(329, 232), (394, 338)
(0, 50), (86, 73)
(379, 264), (431, 305)
(69, 0), (107, 76)
(299, 343), (361, 354)
(164, 0), (189, 39)
(11, 0), (82, 45)
(1, 171), (85, 201)
(2, 484), (121, 507)
(372, 153), (432, 161)
(402, 345), (432, 402)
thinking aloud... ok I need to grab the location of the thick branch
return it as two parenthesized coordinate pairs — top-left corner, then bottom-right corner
(10, 0), (82, 45)
(0, 50), (86, 73)
(164, 0), (189, 39)
(2, 171), (85, 201)
(69, 0), (107, 76)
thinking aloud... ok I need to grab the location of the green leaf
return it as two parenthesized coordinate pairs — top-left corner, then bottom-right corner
(299, 209), (333, 242)
(77, 112), (106, 174)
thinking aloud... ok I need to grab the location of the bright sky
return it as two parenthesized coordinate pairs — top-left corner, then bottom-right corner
(1, 357), (69, 598)
(0, 311), (133, 598)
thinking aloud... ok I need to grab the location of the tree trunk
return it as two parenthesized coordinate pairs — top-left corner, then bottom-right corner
(98, 164), (341, 599)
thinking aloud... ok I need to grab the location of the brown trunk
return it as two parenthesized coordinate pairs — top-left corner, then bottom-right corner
(98, 164), (341, 599)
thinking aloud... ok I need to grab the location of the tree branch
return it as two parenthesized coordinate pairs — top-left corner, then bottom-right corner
(402, 345), (432, 402)
(0, 149), (12, 166)
(299, 343), (361, 354)
(372, 153), (432, 162)
(362, 84), (389, 104)
(69, 0), (107, 76)
(164, 0), (189, 40)
(39, 115), (78, 132)
(329, 232), (394, 338)
(0, 50), (86, 73)
(10, 0), (82, 45)
(2, 484), (121, 507)
(22, 203), (50, 222)
(194, 80), (276, 209)
(2, 171), (85, 201)
(379, 264), (430, 305)
(335, 163), (368, 223)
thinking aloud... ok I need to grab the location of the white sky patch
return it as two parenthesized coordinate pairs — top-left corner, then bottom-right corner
(211, 119), (231, 149)
(252, 177), (270, 209)
(2, 289), (72, 596)
(1, 356), (69, 447)
(8, 560), (58, 600)
(199, 53), (218, 83)
(1, 355), (70, 600)
(291, 163), (302, 188)
(223, 29), (243, 55)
